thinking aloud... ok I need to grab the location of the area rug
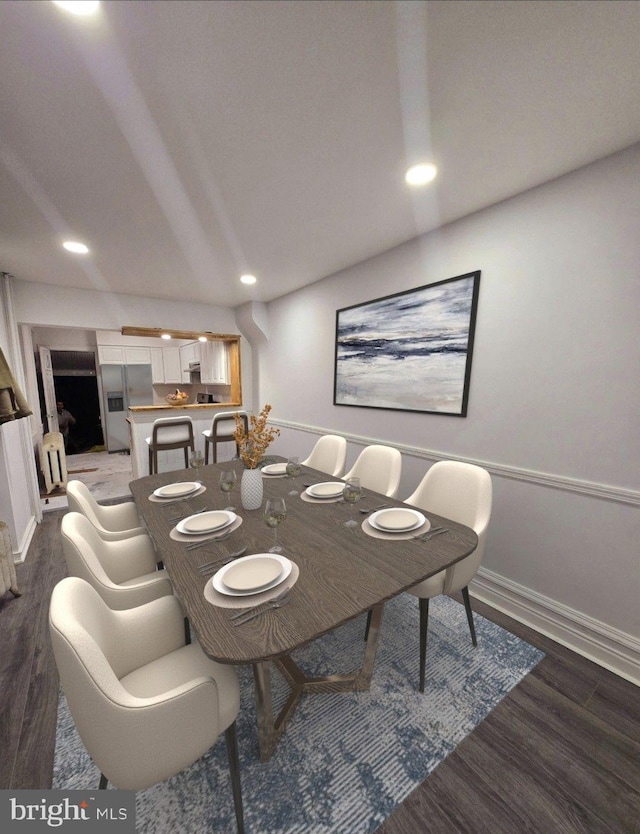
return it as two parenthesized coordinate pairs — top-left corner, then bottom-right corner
(53, 594), (544, 833)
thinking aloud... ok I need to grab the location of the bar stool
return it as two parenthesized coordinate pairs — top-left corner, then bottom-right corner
(146, 416), (195, 475)
(203, 411), (248, 465)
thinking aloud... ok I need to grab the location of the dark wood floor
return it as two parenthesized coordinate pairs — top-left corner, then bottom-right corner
(2, 510), (639, 832)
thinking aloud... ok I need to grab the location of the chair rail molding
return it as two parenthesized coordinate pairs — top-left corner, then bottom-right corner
(472, 568), (640, 686)
(270, 419), (640, 508)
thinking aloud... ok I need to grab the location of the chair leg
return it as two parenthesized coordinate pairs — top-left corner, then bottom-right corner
(183, 447), (189, 469)
(364, 609), (373, 641)
(99, 773), (108, 789)
(184, 616), (191, 645)
(225, 722), (244, 834)
(419, 597), (429, 693)
(461, 586), (477, 647)
(148, 446), (154, 475)
(205, 441), (210, 466)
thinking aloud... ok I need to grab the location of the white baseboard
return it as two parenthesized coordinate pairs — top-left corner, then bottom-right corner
(14, 514), (37, 565)
(472, 567), (640, 686)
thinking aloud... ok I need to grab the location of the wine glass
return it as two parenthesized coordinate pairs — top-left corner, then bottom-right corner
(219, 470), (237, 511)
(189, 450), (204, 483)
(342, 477), (362, 527)
(264, 497), (287, 553)
(285, 456), (302, 495)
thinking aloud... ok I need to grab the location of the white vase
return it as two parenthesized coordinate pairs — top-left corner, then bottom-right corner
(240, 468), (263, 510)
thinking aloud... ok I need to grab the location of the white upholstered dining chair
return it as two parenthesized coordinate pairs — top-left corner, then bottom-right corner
(405, 460), (493, 692)
(61, 512), (173, 609)
(301, 434), (347, 478)
(49, 577), (245, 833)
(66, 480), (146, 541)
(343, 444), (402, 498)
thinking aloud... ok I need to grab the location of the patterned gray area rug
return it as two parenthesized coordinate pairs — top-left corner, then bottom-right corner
(53, 594), (543, 833)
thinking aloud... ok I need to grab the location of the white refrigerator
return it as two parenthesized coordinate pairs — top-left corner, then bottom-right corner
(101, 364), (153, 452)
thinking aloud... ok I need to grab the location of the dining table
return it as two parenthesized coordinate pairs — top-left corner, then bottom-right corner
(129, 457), (478, 762)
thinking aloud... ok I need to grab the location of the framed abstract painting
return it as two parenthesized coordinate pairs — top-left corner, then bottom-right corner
(333, 270), (481, 416)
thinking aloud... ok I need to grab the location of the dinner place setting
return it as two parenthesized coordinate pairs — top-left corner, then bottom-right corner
(361, 506), (431, 540)
(169, 507), (243, 543)
(203, 550), (299, 614)
(148, 479), (206, 503)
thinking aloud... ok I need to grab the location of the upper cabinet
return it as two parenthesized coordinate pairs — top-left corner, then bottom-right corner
(97, 345), (125, 365)
(150, 348), (164, 383)
(180, 341), (200, 369)
(125, 346), (152, 365)
(200, 341), (229, 384)
(150, 347), (183, 384)
(161, 347), (182, 384)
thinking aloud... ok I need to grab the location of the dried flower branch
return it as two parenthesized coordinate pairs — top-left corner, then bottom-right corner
(233, 404), (280, 469)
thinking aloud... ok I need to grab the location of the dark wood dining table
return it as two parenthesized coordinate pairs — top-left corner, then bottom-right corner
(129, 458), (478, 761)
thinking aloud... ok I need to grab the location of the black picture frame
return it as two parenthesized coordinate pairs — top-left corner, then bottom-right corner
(333, 270), (481, 417)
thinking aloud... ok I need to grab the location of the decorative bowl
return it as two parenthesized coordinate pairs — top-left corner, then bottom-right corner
(165, 394), (190, 406)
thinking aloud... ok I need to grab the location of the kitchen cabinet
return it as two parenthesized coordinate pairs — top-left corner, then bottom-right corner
(150, 347), (183, 384)
(200, 341), (229, 384)
(98, 345), (151, 365)
(97, 345), (126, 365)
(161, 348), (183, 384)
(150, 348), (164, 383)
(179, 341), (200, 384)
(125, 346), (151, 364)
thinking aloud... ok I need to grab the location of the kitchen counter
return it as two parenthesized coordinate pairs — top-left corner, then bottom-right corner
(129, 402), (242, 412)
(127, 403), (245, 478)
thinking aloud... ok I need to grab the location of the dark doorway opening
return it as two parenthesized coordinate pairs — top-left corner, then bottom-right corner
(49, 351), (104, 455)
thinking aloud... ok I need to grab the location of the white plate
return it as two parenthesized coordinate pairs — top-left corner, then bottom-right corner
(369, 508), (426, 532)
(306, 481), (345, 499)
(213, 553), (292, 596)
(222, 555), (283, 591)
(154, 481), (200, 499)
(262, 463), (288, 476)
(177, 510), (236, 535)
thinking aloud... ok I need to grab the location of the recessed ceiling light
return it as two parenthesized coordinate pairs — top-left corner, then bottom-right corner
(52, 1), (100, 15)
(405, 163), (438, 186)
(161, 333), (172, 340)
(240, 274), (257, 285)
(62, 241), (89, 254)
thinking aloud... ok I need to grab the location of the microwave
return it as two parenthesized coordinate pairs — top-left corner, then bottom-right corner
(196, 392), (217, 404)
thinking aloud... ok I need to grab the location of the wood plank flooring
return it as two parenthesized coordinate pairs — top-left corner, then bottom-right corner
(1, 509), (638, 833)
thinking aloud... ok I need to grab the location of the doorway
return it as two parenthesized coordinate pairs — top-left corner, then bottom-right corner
(46, 351), (104, 455)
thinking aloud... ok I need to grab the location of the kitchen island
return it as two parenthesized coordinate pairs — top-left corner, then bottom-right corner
(127, 403), (243, 478)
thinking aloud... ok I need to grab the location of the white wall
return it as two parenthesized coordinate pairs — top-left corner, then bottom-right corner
(258, 145), (640, 676)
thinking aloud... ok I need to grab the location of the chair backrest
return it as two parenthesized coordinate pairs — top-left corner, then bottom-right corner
(405, 460), (493, 592)
(150, 416), (194, 446)
(302, 435), (347, 478)
(343, 444), (402, 498)
(61, 512), (157, 593)
(66, 479), (106, 529)
(211, 410), (247, 440)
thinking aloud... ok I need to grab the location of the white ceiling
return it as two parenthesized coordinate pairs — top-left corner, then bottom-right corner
(2, 0), (640, 308)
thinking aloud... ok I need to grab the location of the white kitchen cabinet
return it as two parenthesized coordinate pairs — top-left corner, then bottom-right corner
(179, 341), (200, 384)
(200, 341), (229, 384)
(162, 347), (183, 384)
(150, 348), (164, 383)
(125, 346), (151, 365)
(97, 345), (126, 365)
(150, 347), (184, 384)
